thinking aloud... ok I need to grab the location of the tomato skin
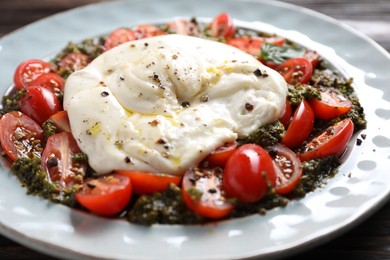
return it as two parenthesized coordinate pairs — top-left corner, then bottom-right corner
(29, 72), (65, 93)
(58, 52), (91, 73)
(279, 99), (292, 128)
(204, 142), (238, 167)
(41, 132), (87, 189)
(104, 28), (137, 51)
(276, 58), (313, 85)
(0, 111), (44, 161)
(76, 173), (132, 217)
(303, 51), (320, 68)
(166, 19), (199, 35)
(210, 13), (235, 38)
(299, 118), (354, 161)
(223, 144), (276, 203)
(14, 59), (54, 89)
(182, 167), (234, 219)
(310, 87), (352, 120)
(133, 24), (166, 38)
(114, 170), (181, 195)
(47, 111), (71, 133)
(18, 86), (62, 125)
(282, 100), (314, 149)
(268, 143), (302, 195)
(227, 37), (285, 57)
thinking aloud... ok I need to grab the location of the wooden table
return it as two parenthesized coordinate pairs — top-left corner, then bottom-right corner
(0, 0), (389, 259)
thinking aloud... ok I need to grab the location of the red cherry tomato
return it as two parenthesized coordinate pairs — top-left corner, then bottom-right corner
(14, 59), (54, 89)
(41, 132), (87, 189)
(76, 173), (132, 217)
(223, 144), (276, 203)
(282, 100), (314, 149)
(133, 24), (166, 38)
(269, 143), (302, 195)
(18, 86), (62, 125)
(276, 58), (313, 85)
(0, 111), (44, 161)
(104, 28), (137, 51)
(166, 19), (199, 35)
(279, 99), (292, 128)
(310, 87), (352, 120)
(204, 141), (238, 167)
(29, 72), (65, 93)
(114, 170), (181, 195)
(210, 13), (235, 38)
(47, 111), (71, 133)
(58, 52), (91, 73)
(299, 118), (354, 161)
(182, 167), (234, 219)
(226, 37), (285, 57)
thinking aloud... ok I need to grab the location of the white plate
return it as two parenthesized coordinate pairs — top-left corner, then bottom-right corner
(1, 0), (390, 259)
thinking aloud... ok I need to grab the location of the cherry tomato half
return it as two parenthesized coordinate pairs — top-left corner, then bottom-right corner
(133, 24), (166, 38)
(18, 86), (62, 125)
(276, 58), (313, 85)
(166, 19), (199, 36)
(0, 111), (44, 161)
(104, 28), (137, 51)
(76, 173), (132, 217)
(58, 52), (91, 73)
(310, 87), (352, 120)
(115, 170), (181, 195)
(210, 13), (235, 38)
(204, 141), (238, 167)
(14, 59), (54, 89)
(299, 118), (354, 161)
(279, 98), (293, 128)
(226, 37), (285, 57)
(268, 143), (302, 195)
(41, 132), (87, 189)
(29, 72), (65, 93)
(47, 111), (71, 133)
(182, 167), (234, 219)
(282, 100), (314, 149)
(223, 144), (276, 203)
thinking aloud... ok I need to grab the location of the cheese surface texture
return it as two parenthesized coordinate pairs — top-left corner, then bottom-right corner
(63, 34), (287, 175)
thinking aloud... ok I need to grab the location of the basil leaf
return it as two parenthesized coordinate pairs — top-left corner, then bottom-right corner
(260, 43), (306, 64)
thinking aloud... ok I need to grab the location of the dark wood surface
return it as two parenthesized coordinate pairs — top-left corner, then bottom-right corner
(0, 0), (389, 259)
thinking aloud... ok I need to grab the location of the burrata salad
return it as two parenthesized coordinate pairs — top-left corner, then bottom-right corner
(0, 13), (366, 225)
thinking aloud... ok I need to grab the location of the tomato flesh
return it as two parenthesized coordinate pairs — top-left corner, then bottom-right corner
(276, 58), (313, 85)
(14, 59), (54, 89)
(41, 132), (87, 189)
(204, 142), (238, 167)
(0, 111), (44, 161)
(279, 99), (292, 128)
(299, 118), (354, 161)
(47, 111), (71, 133)
(210, 13), (235, 38)
(227, 37), (285, 57)
(310, 87), (352, 120)
(18, 86), (62, 125)
(223, 144), (276, 203)
(104, 28), (137, 51)
(182, 167), (234, 219)
(133, 24), (166, 38)
(76, 173), (132, 217)
(115, 170), (181, 195)
(282, 100), (314, 149)
(29, 72), (65, 93)
(58, 52), (91, 73)
(166, 19), (199, 35)
(268, 143), (302, 195)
